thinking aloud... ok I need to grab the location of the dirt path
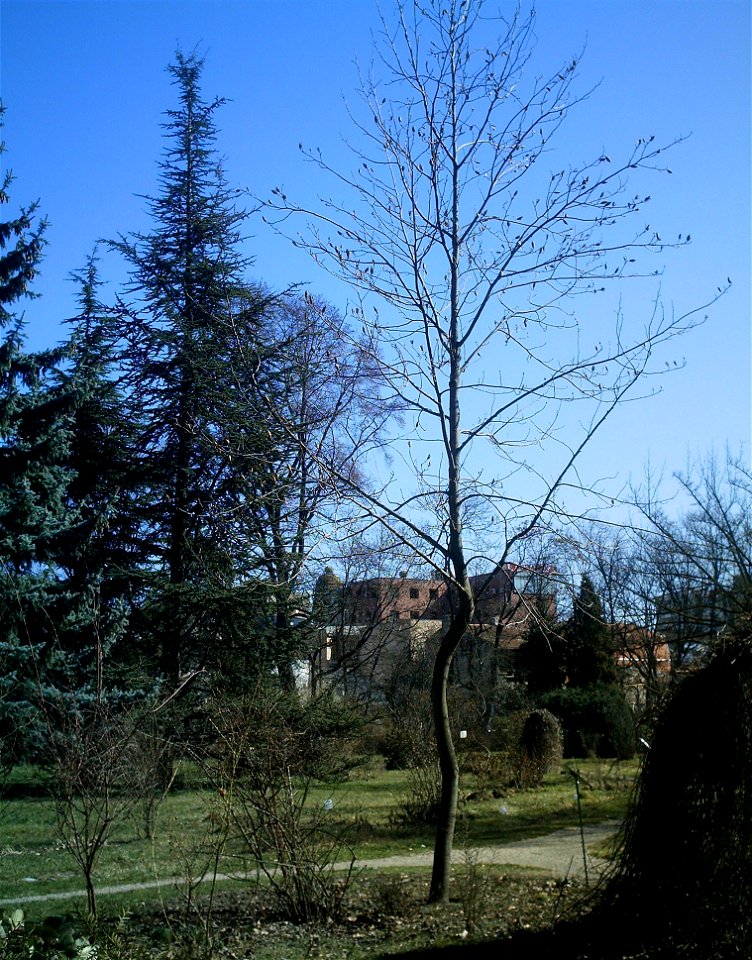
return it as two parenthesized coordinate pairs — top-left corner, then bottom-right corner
(0, 821), (619, 907)
(351, 820), (619, 877)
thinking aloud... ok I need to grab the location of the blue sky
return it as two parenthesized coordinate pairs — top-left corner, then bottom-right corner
(1, 0), (750, 518)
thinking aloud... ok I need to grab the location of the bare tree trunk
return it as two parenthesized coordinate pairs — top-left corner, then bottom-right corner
(85, 871), (97, 918)
(429, 611), (469, 902)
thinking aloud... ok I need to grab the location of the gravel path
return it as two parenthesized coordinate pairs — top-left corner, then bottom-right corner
(0, 821), (620, 907)
(351, 820), (619, 878)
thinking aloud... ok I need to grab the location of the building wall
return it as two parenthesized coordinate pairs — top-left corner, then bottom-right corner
(342, 564), (553, 627)
(343, 575), (451, 624)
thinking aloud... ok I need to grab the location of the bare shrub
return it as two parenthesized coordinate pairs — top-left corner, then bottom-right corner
(159, 786), (232, 955)
(380, 658), (434, 769)
(459, 750), (512, 795)
(367, 875), (416, 920)
(47, 700), (143, 917)
(206, 687), (357, 924)
(127, 713), (176, 840)
(391, 756), (443, 827)
(460, 846), (489, 937)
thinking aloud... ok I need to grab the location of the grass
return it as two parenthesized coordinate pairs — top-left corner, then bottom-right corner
(0, 756), (638, 920)
(309, 758), (637, 855)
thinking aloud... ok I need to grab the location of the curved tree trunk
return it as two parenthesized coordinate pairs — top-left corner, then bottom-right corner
(428, 600), (472, 903)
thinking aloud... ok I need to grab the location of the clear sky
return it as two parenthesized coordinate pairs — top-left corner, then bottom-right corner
(1, 0), (750, 517)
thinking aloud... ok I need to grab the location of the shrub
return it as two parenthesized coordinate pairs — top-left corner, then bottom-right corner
(366, 876), (417, 920)
(205, 687), (358, 924)
(541, 684), (635, 759)
(291, 690), (366, 781)
(458, 749), (510, 785)
(586, 637), (752, 956)
(515, 708), (563, 787)
(391, 756), (443, 826)
(378, 687), (435, 771)
(379, 719), (424, 771)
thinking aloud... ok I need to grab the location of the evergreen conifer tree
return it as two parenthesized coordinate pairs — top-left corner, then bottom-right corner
(0, 110), (80, 760)
(566, 574), (618, 688)
(516, 597), (566, 694)
(54, 253), (150, 688)
(110, 53), (271, 684)
(541, 574), (634, 758)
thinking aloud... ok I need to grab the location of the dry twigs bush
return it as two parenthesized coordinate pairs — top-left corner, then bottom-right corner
(205, 687), (358, 925)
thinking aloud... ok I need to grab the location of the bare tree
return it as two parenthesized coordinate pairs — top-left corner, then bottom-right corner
(634, 453), (752, 665)
(267, 0), (722, 901)
(222, 291), (392, 690)
(577, 525), (669, 712)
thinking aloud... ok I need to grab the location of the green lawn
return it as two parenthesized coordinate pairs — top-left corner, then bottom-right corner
(0, 757), (638, 918)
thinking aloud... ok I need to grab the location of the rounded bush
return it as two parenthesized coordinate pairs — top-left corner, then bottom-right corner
(517, 708), (564, 786)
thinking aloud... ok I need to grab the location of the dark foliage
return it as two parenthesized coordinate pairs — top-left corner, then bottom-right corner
(390, 638), (752, 960)
(0, 109), (88, 764)
(515, 601), (567, 695)
(541, 684), (635, 759)
(566, 574), (618, 688)
(57, 254), (146, 665)
(589, 635), (752, 957)
(516, 708), (563, 786)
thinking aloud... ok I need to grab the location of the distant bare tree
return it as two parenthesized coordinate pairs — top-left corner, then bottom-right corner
(634, 453), (752, 666)
(577, 525), (668, 712)
(267, 0), (723, 901)
(223, 291), (392, 689)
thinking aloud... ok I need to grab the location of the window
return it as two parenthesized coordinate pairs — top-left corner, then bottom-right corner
(429, 588), (438, 600)
(409, 587), (419, 599)
(410, 610), (420, 619)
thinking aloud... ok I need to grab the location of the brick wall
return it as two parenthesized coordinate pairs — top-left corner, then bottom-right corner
(343, 565), (555, 626)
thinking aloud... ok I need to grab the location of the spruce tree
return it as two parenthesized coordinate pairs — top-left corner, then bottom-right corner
(55, 253), (149, 688)
(0, 110), (79, 760)
(542, 574), (634, 758)
(0, 118), (66, 577)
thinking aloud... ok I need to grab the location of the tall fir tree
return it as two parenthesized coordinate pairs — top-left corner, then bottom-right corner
(110, 53), (271, 684)
(566, 574), (619, 688)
